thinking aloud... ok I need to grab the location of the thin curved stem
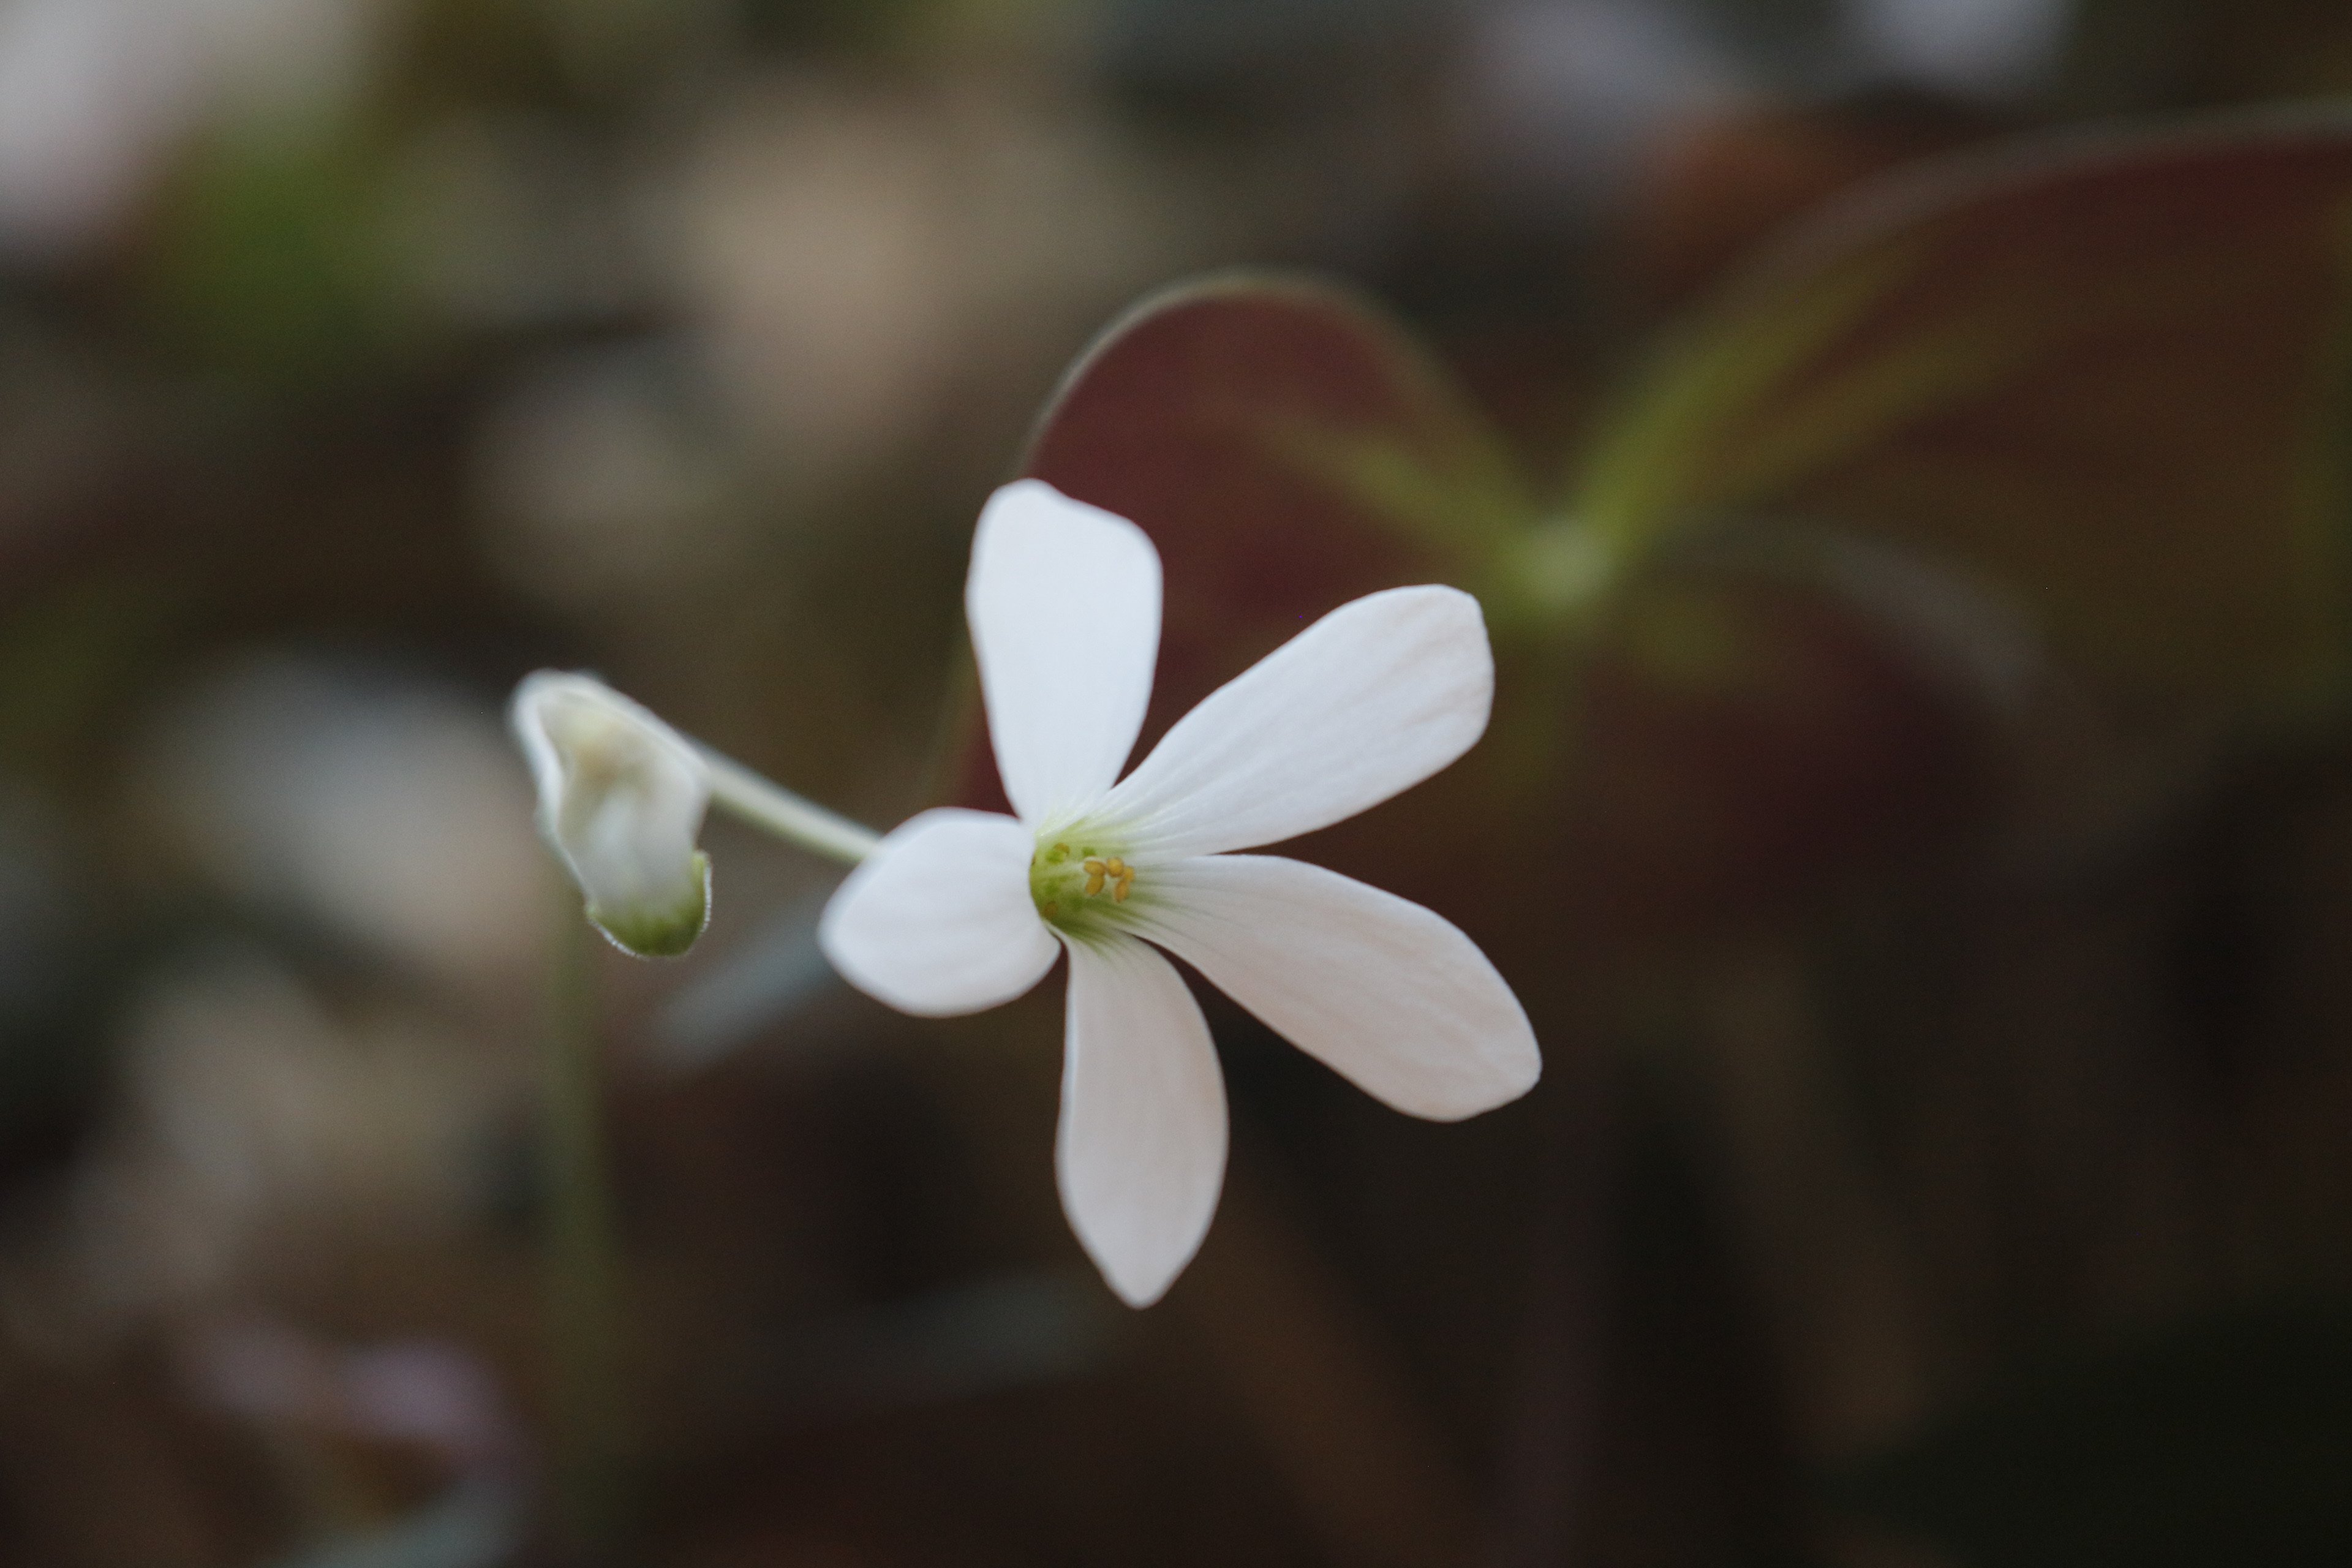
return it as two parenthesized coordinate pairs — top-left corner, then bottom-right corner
(696, 747), (881, 864)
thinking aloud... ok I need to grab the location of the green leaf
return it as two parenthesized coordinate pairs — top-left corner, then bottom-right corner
(1572, 107), (2352, 716)
(146, 126), (402, 385)
(1020, 272), (1539, 731)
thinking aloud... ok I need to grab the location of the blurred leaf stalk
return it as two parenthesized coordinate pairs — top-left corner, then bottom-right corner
(535, 900), (628, 1563)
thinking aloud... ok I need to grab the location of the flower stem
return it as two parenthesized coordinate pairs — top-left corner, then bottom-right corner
(697, 747), (880, 864)
(538, 899), (631, 1563)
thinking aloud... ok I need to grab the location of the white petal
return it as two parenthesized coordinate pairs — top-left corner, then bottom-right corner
(1102, 586), (1491, 858)
(968, 480), (1162, 827)
(1131, 855), (1539, 1120)
(818, 808), (1058, 1017)
(1058, 935), (1228, 1306)
(510, 671), (712, 957)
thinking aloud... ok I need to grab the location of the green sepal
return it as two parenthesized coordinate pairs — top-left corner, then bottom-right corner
(586, 851), (711, 959)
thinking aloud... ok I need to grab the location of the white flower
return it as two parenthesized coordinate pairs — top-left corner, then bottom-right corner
(510, 671), (712, 958)
(819, 481), (1541, 1305)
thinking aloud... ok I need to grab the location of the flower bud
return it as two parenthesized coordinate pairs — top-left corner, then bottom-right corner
(510, 671), (712, 957)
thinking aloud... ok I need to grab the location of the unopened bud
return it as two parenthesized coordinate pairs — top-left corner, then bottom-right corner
(510, 671), (712, 957)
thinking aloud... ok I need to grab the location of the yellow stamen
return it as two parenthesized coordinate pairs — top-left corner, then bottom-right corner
(1113, 870), (1134, 903)
(1084, 870), (1107, 897)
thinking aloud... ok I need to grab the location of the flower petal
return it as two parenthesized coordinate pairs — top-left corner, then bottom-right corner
(818, 808), (1058, 1017)
(1131, 854), (1539, 1120)
(1058, 935), (1227, 1306)
(1102, 585), (1490, 858)
(968, 480), (1162, 827)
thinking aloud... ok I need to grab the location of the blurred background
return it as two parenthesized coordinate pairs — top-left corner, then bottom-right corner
(9, 0), (2352, 1564)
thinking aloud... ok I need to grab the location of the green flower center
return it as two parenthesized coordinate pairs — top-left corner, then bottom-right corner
(1030, 835), (1142, 941)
